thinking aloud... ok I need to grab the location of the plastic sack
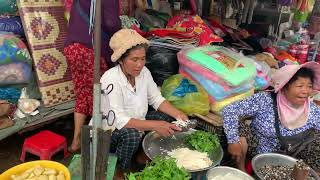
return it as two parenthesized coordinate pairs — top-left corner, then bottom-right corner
(0, 33), (32, 84)
(210, 89), (254, 115)
(0, 63), (32, 84)
(180, 67), (253, 101)
(178, 46), (257, 87)
(0, 0), (18, 16)
(0, 16), (25, 37)
(161, 74), (210, 116)
(146, 46), (179, 86)
(0, 87), (21, 104)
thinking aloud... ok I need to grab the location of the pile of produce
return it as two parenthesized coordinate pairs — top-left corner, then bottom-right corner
(10, 165), (66, 180)
(258, 160), (315, 180)
(169, 148), (212, 171)
(126, 156), (190, 180)
(185, 130), (220, 153)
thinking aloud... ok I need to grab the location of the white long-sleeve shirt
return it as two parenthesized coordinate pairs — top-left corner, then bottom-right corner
(100, 65), (165, 129)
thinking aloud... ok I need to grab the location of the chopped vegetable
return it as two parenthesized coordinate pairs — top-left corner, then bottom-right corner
(126, 156), (190, 180)
(185, 130), (220, 153)
(10, 165), (65, 180)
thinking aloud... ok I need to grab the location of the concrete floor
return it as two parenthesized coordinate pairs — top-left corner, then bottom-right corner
(0, 117), (75, 173)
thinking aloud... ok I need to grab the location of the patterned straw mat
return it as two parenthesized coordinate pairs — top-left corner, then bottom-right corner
(17, 0), (75, 107)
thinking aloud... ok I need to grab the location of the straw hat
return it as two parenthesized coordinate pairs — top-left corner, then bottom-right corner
(109, 29), (149, 62)
(271, 62), (320, 92)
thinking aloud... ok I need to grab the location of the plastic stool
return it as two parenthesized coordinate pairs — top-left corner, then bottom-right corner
(20, 130), (68, 162)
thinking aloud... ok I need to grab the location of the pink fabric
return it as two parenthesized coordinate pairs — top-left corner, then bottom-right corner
(271, 62), (320, 92)
(277, 90), (310, 130)
(63, 0), (73, 11)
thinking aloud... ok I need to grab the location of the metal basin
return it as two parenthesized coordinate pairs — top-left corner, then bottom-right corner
(142, 129), (223, 172)
(252, 153), (320, 180)
(206, 166), (255, 180)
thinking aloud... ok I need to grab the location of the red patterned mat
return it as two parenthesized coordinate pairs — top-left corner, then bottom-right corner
(17, 0), (75, 107)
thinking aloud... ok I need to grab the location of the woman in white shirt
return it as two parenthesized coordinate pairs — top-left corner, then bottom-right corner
(102, 29), (188, 178)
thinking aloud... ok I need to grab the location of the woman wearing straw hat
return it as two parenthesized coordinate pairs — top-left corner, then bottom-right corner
(64, 0), (121, 153)
(102, 29), (188, 179)
(222, 62), (320, 174)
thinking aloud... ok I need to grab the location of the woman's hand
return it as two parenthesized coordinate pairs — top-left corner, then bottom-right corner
(228, 143), (243, 163)
(0, 100), (8, 104)
(175, 110), (188, 121)
(151, 121), (182, 137)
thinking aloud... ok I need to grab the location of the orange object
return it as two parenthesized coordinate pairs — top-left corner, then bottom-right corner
(275, 51), (298, 62)
(20, 130), (68, 161)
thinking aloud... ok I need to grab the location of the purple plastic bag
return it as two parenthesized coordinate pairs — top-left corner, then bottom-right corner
(0, 16), (25, 37)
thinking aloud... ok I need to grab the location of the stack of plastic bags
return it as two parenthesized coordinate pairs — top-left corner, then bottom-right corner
(177, 46), (260, 115)
(0, 0), (32, 83)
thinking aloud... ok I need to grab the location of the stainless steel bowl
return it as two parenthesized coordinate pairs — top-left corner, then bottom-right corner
(252, 153), (320, 180)
(142, 129), (223, 172)
(206, 166), (255, 180)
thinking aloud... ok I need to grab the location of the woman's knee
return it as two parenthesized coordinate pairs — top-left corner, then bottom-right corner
(118, 128), (141, 147)
(240, 137), (248, 154)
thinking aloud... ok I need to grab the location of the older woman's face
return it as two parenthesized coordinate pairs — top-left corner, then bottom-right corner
(120, 47), (146, 77)
(284, 77), (313, 106)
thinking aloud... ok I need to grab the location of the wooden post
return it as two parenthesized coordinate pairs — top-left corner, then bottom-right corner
(95, 128), (112, 180)
(81, 125), (91, 180)
(92, 0), (102, 178)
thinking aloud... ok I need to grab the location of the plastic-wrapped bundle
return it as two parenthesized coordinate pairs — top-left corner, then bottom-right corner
(178, 46), (256, 87)
(210, 89), (254, 115)
(0, 16), (24, 37)
(248, 57), (271, 90)
(179, 66), (253, 101)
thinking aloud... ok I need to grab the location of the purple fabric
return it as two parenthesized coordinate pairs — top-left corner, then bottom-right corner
(65, 0), (121, 66)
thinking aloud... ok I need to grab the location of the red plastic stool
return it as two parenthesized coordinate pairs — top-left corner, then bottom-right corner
(20, 130), (68, 162)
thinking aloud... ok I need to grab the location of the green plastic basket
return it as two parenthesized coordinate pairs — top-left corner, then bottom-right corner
(68, 154), (118, 180)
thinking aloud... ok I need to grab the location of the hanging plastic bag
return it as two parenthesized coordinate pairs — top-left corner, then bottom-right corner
(293, 0), (315, 23)
(161, 74), (210, 116)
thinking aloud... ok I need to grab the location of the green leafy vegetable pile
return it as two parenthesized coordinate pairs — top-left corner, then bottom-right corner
(126, 156), (190, 180)
(185, 130), (220, 153)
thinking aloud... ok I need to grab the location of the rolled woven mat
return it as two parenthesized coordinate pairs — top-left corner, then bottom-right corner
(17, 0), (75, 107)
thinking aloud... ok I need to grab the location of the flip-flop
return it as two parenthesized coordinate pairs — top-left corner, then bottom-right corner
(0, 117), (14, 129)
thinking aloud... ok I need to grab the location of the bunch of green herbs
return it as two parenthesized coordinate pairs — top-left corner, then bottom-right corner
(185, 130), (220, 153)
(126, 156), (190, 180)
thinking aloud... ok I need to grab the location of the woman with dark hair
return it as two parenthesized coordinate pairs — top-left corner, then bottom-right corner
(222, 62), (320, 174)
(101, 29), (188, 179)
